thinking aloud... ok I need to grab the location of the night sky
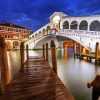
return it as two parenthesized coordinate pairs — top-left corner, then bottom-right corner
(0, 0), (100, 31)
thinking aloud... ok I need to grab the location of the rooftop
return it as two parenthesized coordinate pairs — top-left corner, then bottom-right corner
(0, 21), (32, 30)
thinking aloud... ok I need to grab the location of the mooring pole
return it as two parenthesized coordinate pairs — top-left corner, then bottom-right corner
(0, 36), (10, 94)
(51, 40), (57, 74)
(87, 74), (100, 100)
(26, 44), (29, 60)
(43, 44), (45, 59)
(26, 44), (29, 67)
(95, 42), (99, 64)
(20, 42), (24, 71)
(74, 41), (76, 57)
(46, 43), (48, 61)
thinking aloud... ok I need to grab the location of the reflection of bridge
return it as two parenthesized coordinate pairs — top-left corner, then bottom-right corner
(25, 12), (100, 52)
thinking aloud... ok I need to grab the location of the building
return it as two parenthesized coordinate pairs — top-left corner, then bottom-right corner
(26, 12), (100, 52)
(0, 21), (33, 49)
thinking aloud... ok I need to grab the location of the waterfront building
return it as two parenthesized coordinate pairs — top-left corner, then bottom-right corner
(0, 21), (32, 49)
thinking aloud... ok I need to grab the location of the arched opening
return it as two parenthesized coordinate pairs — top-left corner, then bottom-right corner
(90, 20), (100, 31)
(46, 26), (51, 34)
(63, 21), (69, 29)
(79, 20), (88, 30)
(13, 41), (19, 49)
(35, 33), (37, 36)
(42, 29), (45, 33)
(32, 35), (34, 38)
(70, 21), (78, 30)
(42, 29), (46, 35)
(39, 31), (41, 34)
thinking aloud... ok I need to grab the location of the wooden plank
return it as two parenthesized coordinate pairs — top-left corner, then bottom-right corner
(0, 57), (74, 100)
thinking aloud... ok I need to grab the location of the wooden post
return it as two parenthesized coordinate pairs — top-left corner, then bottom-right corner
(79, 44), (82, 54)
(79, 44), (83, 59)
(20, 42), (24, 71)
(95, 42), (99, 64)
(46, 43), (48, 61)
(87, 74), (100, 100)
(26, 44), (29, 67)
(74, 42), (76, 57)
(0, 36), (10, 94)
(26, 44), (29, 60)
(43, 44), (45, 59)
(51, 40), (57, 74)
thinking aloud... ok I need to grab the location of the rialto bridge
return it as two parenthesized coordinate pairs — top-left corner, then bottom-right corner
(25, 12), (100, 52)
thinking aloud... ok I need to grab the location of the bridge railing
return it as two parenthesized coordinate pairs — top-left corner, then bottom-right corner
(58, 29), (100, 39)
(25, 32), (45, 46)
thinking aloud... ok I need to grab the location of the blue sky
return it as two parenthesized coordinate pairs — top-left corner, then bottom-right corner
(0, 0), (100, 31)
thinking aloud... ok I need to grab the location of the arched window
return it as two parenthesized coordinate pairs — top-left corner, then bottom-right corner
(79, 20), (88, 30)
(13, 41), (19, 49)
(70, 21), (78, 30)
(39, 31), (41, 34)
(42, 29), (45, 33)
(90, 20), (100, 31)
(46, 26), (51, 34)
(46, 26), (50, 31)
(63, 21), (69, 29)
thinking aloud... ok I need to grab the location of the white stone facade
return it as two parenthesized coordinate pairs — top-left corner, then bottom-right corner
(25, 12), (100, 52)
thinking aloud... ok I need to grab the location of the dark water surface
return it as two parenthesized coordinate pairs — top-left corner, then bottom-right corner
(1, 48), (100, 100)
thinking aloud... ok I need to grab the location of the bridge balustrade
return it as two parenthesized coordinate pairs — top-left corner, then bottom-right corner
(25, 28), (100, 51)
(58, 29), (100, 39)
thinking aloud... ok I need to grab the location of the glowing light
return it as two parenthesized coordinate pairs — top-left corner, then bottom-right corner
(53, 15), (61, 24)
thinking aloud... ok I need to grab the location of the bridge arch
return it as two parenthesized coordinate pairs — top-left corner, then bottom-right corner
(70, 21), (78, 30)
(28, 34), (89, 51)
(79, 20), (88, 30)
(55, 34), (89, 51)
(90, 20), (100, 31)
(63, 21), (69, 29)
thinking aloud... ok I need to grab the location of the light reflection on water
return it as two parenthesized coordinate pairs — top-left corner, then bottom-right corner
(7, 50), (21, 77)
(34, 48), (100, 100)
(0, 48), (100, 100)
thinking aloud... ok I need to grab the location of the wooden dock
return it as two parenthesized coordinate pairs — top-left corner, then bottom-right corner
(1, 57), (74, 100)
(75, 53), (100, 63)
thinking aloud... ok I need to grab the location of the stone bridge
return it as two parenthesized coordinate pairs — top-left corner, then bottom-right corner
(25, 12), (100, 52)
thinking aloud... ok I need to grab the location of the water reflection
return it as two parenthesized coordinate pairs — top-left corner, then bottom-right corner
(7, 50), (21, 78)
(0, 48), (100, 100)
(64, 47), (68, 60)
(56, 48), (100, 100)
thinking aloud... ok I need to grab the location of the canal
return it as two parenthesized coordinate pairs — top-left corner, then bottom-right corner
(1, 48), (100, 100)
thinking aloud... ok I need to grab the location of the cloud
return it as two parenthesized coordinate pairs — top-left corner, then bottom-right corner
(76, 0), (100, 15)
(0, 0), (100, 31)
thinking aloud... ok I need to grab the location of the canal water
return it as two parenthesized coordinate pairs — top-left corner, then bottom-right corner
(1, 48), (100, 100)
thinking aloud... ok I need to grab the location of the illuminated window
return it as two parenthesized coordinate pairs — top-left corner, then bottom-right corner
(8, 35), (10, 38)
(5, 35), (7, 38)
(52, 15), (61, 24)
